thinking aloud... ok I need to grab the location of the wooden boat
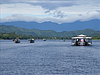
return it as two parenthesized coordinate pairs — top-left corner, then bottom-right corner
(71, 34), (92, 46)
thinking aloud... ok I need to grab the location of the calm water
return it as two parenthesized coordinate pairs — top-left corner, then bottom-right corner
(0, 40), (100, 75)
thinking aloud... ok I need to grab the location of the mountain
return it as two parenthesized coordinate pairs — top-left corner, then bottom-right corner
(0, 25), (100, 37)
(0, 19), (100, 32)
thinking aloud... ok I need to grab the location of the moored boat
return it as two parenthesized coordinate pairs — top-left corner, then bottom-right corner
(71, 34), (92, 46)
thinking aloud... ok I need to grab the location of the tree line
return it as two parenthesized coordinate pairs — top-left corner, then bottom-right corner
(0, 32), (71, 40)
(0, 32), (100, 40)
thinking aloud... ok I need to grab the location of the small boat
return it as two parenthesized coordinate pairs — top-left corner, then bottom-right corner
(12, 39), (15, 41)
(63, 39), (65, 42)
(29, 39), (34, 43)
(71, 34), (92, 46)
(15, 38), (20, 43)
(43, 39), (46, 41)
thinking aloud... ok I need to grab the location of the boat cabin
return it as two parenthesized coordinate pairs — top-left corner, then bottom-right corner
(72, 34), (92, 46)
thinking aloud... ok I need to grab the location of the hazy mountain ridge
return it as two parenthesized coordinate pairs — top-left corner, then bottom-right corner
(0, 25), (100, 37)
(0, 19), (100, 32)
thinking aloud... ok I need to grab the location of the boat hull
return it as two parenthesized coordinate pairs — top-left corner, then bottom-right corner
(15, 39), (20, 43)
(72, 42), (91, 46)
(30, 40), (34, 43)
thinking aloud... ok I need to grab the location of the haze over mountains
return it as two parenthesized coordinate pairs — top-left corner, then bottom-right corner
(0, 19), (100, 32)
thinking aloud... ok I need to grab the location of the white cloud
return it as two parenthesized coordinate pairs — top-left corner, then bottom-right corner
(1, 11), (100, 24)
(0, 0), (100, 23)
(1, 3), (47, 15)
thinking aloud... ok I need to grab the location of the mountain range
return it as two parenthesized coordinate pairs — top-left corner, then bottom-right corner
(0, 19), (100, 32)
(0, 25), (100, 37)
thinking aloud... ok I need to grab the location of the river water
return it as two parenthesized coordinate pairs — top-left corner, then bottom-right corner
(0, 40), (100, 75)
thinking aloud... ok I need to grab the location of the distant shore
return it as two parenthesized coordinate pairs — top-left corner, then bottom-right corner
(0, 39), (100, 40)
(0, 32), (100, 40)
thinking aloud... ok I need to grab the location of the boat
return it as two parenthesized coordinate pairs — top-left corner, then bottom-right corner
(43, 39), (46, 41)
(15, 38), (20, 43)
(63, 39), (65, 42)
(12, 39), (15, 41)
(71, 34), (92, 46)
(29, 39), (34, 43)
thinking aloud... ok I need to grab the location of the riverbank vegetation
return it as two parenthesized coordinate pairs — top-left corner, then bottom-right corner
(0, 32), (100, 40)
(0, 32), (71, 40)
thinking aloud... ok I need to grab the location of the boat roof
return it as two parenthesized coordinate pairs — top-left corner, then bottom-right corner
(78, 34), (86, 36)
(72, 34), (92, 39)
(72, 37), (92, 39)
(77, 34), (87, 37)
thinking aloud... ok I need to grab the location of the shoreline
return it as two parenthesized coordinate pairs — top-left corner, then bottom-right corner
(0, 39), (100, 40)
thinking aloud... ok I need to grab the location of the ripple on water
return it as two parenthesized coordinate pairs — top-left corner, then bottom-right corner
(0, 40), (100, 75)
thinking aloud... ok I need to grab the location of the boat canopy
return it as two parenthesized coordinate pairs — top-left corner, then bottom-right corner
(72, 37), (92, 39)
(72, 34), (92, 39)
(77, 34), (86, 37)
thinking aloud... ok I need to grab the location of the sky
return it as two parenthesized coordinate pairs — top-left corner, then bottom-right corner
(0, 0), (100, 24)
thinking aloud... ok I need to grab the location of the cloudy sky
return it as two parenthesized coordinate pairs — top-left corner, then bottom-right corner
(0, 0), (100, 24)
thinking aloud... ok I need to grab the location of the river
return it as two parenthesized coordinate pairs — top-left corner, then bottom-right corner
(0, 40), (100, 75)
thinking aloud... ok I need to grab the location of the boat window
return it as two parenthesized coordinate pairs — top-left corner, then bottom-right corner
(80, 39), (84, 42)
(72, 39), (76, 43)
(88, 39), (92, 43)
(76, 39), (78, 41)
